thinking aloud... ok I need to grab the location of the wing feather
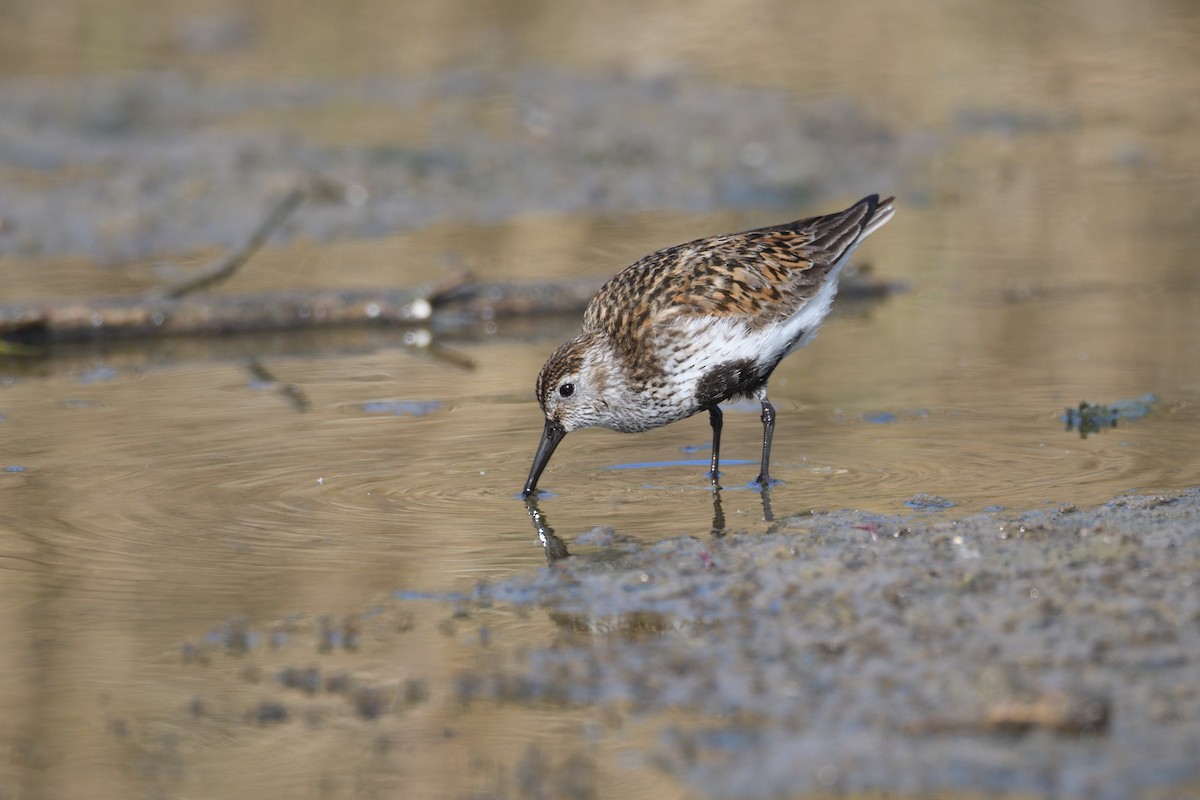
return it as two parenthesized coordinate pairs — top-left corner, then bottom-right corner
(584, 194), (895, 346)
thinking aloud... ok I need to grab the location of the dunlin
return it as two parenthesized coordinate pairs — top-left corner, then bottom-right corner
(522, 194), (895, 497)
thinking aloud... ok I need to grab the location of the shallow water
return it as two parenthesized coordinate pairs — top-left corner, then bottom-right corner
(3, 1), (1200, 798)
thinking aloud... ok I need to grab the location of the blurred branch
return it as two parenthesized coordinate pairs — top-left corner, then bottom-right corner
(0, 278), (603, 345)
(0, 182), (601, 346)
(158, 186), (308, 300)
(0, 185), (899, 349)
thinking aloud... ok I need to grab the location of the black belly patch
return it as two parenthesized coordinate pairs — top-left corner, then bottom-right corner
(695, 358), (768, 408)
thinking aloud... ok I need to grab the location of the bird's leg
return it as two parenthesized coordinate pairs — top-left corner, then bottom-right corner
(754, 396), (776, 485)
(708, 406), (723, 485)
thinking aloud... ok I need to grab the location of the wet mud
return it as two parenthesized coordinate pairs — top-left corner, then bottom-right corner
(158, 490), (1200, 799)
(0, 73), (896, 264)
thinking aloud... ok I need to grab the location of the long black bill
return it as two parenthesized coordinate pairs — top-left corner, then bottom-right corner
(521, 419), (567, 497)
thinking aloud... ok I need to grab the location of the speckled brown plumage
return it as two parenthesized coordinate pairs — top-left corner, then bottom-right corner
(523, 194), (895, 497)
(586, 197), (883, 337)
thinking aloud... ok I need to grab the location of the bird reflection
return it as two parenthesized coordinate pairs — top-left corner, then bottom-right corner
(525, 482), (774, 562)
(710, 486), (726, 535)
(710, 482), (774, 538)
(523, 496), (571, 564)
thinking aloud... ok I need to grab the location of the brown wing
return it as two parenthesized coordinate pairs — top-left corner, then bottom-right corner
(584, 194), (893, 344)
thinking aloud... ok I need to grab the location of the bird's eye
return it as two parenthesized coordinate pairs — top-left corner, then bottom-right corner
(558, 383), (575, 398)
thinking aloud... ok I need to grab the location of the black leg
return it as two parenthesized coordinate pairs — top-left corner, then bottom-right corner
(708, 406), (723, 485)
(754, 398), (776, 485)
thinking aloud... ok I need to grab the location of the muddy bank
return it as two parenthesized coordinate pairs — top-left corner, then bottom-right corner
(166, 489), (1200, 799)
(0, 72), (900, 264)
(460, 491), (1200, 797)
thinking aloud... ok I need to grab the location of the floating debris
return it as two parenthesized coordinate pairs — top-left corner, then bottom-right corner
(904, 493), (955, 511)
(363, 400), (444, 417)
(253, 701), (288, 725)
(392, 589), (469, 602)
(1063, 394), (1156, 438)
(77, 365), (118, 385)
